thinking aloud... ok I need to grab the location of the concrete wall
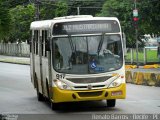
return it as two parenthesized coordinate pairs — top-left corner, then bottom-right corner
(125, 70), (160, 87)
(0, 43), (30, 57)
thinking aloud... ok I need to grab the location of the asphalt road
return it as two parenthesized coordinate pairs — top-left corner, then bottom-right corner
(0, 62), (160, 120)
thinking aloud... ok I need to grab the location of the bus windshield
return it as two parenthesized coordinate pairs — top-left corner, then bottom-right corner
(53, 34), (123, 74)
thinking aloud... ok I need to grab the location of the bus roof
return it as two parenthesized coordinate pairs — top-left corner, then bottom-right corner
(30, 16), (119, 30)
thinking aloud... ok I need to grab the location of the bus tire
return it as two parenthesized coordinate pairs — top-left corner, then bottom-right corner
(51, 102), (59, 110)
(35, 75), (44, 101)
(106, 99), (116, 107)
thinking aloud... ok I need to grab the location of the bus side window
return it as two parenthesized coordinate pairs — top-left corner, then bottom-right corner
(34, 30), (38, 55)
(41, 30), (48, 57)
(34, 31), (36, 54)
(36, 30), (39, 55)
(45, 30), (50, 56)
(30, 31), (32, 53)
(42, 30), (45, 56)
(45, 30), (48, 57)
(38, 30), (41, 55)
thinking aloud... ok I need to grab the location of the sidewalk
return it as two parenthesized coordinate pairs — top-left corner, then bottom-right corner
(0, 55), (30, 65)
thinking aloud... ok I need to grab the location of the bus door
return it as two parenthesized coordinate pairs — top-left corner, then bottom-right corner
(30, 30), (35, 87)
(34, 30), (44, 94)
(41, 30), (50, 98)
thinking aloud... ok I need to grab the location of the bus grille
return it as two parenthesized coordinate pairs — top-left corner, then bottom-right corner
(77, 91), (103, 97)
(74, 85), (105, 89)
(66, 76), (112, 83)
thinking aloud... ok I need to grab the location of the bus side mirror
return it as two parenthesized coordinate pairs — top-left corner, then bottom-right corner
(45, 41), (50, 51)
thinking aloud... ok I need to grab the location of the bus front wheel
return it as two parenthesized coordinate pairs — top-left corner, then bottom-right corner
(106, 99), (116, 107)
(51, 102), (60, 110)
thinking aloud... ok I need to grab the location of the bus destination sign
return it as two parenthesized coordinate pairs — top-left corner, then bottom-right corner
(63, 23), (111, 33)
(53, 20), (120, 35)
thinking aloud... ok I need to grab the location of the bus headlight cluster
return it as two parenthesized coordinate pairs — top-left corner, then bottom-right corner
(54, 79), (71, 90)
(108, 78), (122, 88)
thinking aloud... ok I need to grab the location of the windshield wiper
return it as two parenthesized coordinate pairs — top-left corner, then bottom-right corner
(97, 33), (105, 57)
(86, 37), (90, 74)
(68, 35), (75, 52)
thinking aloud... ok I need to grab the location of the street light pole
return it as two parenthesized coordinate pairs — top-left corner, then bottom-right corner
(134, 0), (139, 67)
(35, 0), (40, 20)
(136, 25), (138, 67)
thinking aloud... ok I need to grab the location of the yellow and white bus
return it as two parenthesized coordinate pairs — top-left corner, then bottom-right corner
(30, 15), (126, 110)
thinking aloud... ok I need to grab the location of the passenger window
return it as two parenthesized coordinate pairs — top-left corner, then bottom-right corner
(34, 30), (38, 55)
(42, 30), (45, 56)
(42, 30), (48, 57)
(45, 30), (49, 57)
(30, 31), (33, 53)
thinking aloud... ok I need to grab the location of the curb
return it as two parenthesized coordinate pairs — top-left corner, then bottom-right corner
(0, 60), (30, 65)
(125, 65), (137, 69)
(125, 64), (160, 69)
(143, 64), (160, 69)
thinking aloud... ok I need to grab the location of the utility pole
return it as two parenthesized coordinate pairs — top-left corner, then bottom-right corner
(35, 0), (40, 20)
(133, 0), (139, 67)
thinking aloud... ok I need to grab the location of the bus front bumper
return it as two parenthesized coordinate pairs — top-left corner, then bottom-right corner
(51, 83), (126, 103)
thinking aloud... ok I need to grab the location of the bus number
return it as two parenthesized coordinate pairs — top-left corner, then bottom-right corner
(56, 74), (65, 79)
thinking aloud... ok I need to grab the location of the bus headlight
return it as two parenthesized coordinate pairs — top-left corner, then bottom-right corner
(54, 79), (71, 90)
(108, 78), (122, 88)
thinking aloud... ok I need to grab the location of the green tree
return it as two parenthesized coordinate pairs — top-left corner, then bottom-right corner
(0, 0), (11, 42)
(9, 4), (35, 42)
(98, 0), (135, 47)
(8, 1), (68, 42)
(138, 0), (160, 35)
(40, 1), (68, 19)
(55, 1), (68, 17)
(40, 1), (56, 20)
(6, 0), (29, 8)
(67, 0), (105, 16)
